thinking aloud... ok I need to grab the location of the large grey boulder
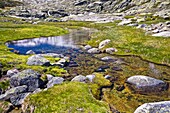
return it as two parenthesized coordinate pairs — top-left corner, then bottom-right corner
(10, 69), (43, 92)
(87, 48), (101, 54)
(99, 39), (111, 49)
(10, 93), (30, 106)
(47, 77), (64, 88)
(134, 101), (170, 113)
(0, 85), (27, 101)
(27, 55), (50, 66)
(71, 75), (87, 82)
(152, 31), (170, 37)
(126, 75), (168, 94)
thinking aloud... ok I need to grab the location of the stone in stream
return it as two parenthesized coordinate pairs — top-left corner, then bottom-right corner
(71, 75), (87, 82)
(68, 61), (79, 67)
(27, 55), (50, 66)
(101, 56), (116, 62)
(95, 65), (110, 72)
(10, 93), (30, 106)
(46, 77), (64, 88)
(126, 75), (168, 94)
(105, 48), (118, 54)
(87, 48), (101, 54)
(10, 69), (43, 92)
(83, 45), (92, 50)
(0, 85), (27, 101)
(26, 50), (35, 55)
(134, 101), (170, 113)
(99, 39), (111, 49)
(6, 69), (19, 77)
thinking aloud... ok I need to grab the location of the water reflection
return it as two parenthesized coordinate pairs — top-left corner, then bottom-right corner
(6, 29), (95, 54)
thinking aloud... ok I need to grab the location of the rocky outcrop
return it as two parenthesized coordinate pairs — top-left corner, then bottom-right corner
(71, 75), (87, 82)
(134, 101), (170, 113)
(126, 75), (168, 94)
(10, 69), (43, 92)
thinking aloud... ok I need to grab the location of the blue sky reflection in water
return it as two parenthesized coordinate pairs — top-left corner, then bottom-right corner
(6, 29), (95, 55)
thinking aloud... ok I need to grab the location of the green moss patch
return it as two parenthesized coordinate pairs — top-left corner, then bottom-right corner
(24, 82), (110, 113)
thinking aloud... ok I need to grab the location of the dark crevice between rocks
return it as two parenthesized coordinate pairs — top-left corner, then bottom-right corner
(99, 83), (114, 100)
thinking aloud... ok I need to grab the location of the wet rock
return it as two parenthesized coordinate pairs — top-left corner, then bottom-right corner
(68, 61), (79, 67)
(152, 31), (170, 37)
(86, 74), (95, 82)
(112, 66), (123, 71)
(46, 74), (54, 81)
(101, 56), (116, 62)
(47, 77), (64, 88)
(10, 69), (43, 92)
(83, 45), (92, 50)
(99, 39), (111, 49)
(52, 58), (68, 67)
(104, 75), (111, 79)
(95, 68), (106, 72)
(134, 101), (170, 113)
(10, 93), (30, 106)
(87, 48), (101, 54)
(6, 69), (19, 77)
(26, 50), (35, 55)
(27, 55), (50, 66)
(105, 48), (118, 54)
(0, 85), (27, 101)
(71, 75), (87, 82)
(118, 19), (132, 26)
(126, 75), (168, 94)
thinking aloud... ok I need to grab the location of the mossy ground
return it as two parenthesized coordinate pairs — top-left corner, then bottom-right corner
(0, 16), (170, 112)
(24, 82), (110, 113)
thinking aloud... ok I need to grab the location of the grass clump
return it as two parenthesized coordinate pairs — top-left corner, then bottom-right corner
(24, 82), (110, 113)
(88, 23), (170, 65)
(0, 80), (9, 91)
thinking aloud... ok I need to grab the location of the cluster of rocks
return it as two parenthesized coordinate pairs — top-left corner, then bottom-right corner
(82, 39), (118, 54)
(118, 17), (170, 37)
(26, 53), (69, 67)
(4, 0), (169, 20)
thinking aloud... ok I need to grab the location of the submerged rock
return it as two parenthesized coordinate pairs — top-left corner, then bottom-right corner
(99, 39), (111, 49)
(134, 101), (170, 113)
(27, 55), (50, 66)
(47, 77), (64, 88)
(10, 69), (43, 92)
(87, 48), (101, 54)
(126, 75), (168, 94)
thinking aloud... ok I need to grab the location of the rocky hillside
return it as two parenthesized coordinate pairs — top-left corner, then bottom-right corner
(0, 0), (22, 8)
(7, 0), (170, 18)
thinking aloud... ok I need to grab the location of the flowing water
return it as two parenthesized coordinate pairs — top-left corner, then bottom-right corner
(6, 28), (170, 112)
